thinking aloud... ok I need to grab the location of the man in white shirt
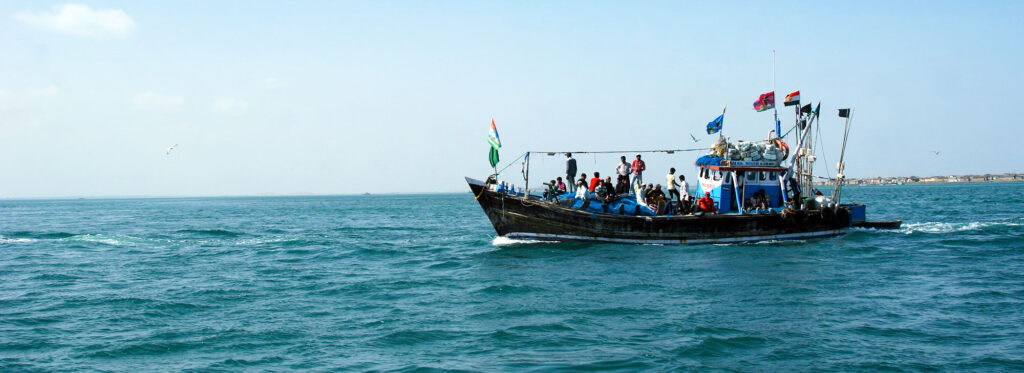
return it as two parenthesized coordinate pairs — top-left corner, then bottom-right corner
(615, 156), (631, 195)
(679, 175), (691, 201)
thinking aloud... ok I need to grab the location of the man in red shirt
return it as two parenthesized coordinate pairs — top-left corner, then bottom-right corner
(630, 154), (646, 190)
(698, 192), (717, 214)
(588, 172), (601, 192)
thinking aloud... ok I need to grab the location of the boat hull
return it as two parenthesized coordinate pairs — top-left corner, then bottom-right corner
(467, 177), (849, 244)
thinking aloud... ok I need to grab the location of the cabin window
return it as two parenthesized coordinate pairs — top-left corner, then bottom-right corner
(713, 171), (721, 181)
(746, 172), (756, 181)
(768, 172), (778, 181)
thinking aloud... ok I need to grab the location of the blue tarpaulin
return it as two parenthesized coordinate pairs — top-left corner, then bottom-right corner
(695, 155), (724, 167)
(551, 192), (657, 216)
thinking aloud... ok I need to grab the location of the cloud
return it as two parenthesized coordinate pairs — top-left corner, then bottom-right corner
(133, 92), (184, 111)
(13, 3), (136, 38)
(212, 98), (249, 116)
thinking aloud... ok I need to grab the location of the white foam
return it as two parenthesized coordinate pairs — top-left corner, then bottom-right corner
(896, 221), (1021, 235)
(492, 236), (546, 246)
(713, 239), (807, 246)
(66, 234), (129, 246)
(63, 234), (170, 247)
(0, 236), (35, 243)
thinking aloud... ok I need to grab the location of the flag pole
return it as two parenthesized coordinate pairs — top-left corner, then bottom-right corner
(720, 105), (727, 138)
(772, 50), (780, 139)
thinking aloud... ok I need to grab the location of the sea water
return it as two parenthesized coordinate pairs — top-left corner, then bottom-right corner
(1, 183), (1022, 371)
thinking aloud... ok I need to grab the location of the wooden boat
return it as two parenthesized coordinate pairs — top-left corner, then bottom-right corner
(470, 92), (899, 244)
(467, 177), (853, 244)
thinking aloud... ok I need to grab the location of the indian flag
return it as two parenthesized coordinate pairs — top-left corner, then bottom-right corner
(488, 119), (501, 168)
(488, 119), (501, 150)
(784, 91), (800, 106)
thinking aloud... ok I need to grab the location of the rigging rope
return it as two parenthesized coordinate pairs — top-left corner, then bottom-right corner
(815, 118), (833, 182)
(494, 152), (527, 175)
(529, 147), (708, 155)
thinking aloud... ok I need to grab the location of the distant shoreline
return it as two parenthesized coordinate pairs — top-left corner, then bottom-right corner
(847, 178), (1023, 186)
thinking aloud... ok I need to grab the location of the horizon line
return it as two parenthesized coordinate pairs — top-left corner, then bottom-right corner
(0, 191), (471, 201)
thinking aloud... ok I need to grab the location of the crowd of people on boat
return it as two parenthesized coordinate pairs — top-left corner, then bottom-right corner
(491, 150), (833, 216)
(536, 153), (722, 215)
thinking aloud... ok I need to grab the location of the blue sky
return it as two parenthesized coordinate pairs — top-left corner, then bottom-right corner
(1, 1), (1021, 197)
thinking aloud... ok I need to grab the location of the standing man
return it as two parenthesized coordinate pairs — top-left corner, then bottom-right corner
(630, 153), (646, 189)
(666, 168), (681, 203)
(566, 153), (578, 193)
(615, 156), (631, 195)
(679, 175), (691, 201)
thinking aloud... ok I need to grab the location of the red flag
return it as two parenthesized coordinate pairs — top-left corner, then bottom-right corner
(753, 91), (775, 112)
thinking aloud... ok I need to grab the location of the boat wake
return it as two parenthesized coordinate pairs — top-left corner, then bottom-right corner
(714, 239), (809, 246)
(492, 236), (547, 246)
(858, 220), (1023, 235)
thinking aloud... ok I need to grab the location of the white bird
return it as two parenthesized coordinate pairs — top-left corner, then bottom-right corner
(166, 144), (178, 155)
(689, 133), (700, 143)
(931, 150), (941, 156)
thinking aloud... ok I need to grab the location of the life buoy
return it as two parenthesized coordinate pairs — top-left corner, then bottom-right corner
(774, 139), (790, 160)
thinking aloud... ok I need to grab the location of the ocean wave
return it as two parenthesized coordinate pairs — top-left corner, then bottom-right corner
(175, 229), (243, 237)
(474, 284), (544, 295)
(505, 322), (575, 333)
(669, 335), (771, 358)
(6, 231), (77, 239)
(64, 234), (128, 246)
(0, 235), (36, 243)
(235, 237), (335, 247)
(374, 329), (463, 346)
(893, 221), (1022, 235)
(62, 234), (169, 247)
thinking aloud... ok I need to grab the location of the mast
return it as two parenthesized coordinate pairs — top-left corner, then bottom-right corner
(832, 109), (853, 205)
(801, 111), (817, 196)
(523, 152), (530, 196)
(786, 106), (817, 208)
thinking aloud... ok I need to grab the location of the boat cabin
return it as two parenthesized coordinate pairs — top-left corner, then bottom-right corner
(695, 156), (787, 213)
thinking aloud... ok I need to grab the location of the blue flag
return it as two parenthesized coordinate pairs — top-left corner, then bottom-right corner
(706, 114), (724, 134)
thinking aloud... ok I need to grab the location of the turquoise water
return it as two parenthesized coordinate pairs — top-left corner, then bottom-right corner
(2, 183), (1023, 371)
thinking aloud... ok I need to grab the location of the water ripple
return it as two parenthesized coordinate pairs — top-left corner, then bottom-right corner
(1, 186), (1023, 370)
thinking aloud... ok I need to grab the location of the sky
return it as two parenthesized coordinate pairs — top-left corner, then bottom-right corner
(1, 1), (1022, 198)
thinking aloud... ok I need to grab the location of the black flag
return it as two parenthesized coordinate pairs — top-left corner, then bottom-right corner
(800, 103), (812, 115)
(838, 108), (850, 118)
